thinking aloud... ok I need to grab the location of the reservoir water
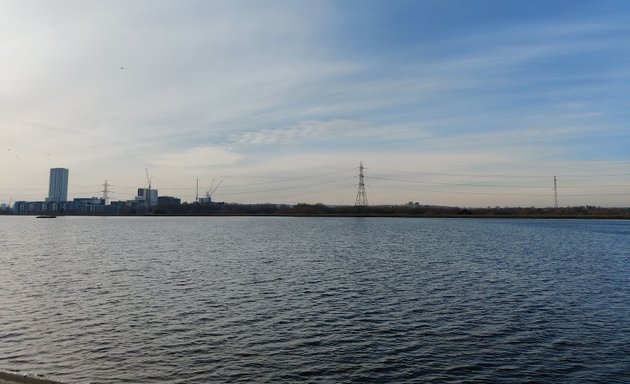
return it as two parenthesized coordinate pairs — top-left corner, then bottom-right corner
(1, 216), (629, 383)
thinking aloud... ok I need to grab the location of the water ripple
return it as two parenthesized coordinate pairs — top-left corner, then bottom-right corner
(1, 217), (629, 383)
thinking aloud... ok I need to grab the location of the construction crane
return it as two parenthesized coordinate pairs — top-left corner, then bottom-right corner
(144, 168), (154, 209)
(200, 179), (222, 204)
(145, 168), (153, 190)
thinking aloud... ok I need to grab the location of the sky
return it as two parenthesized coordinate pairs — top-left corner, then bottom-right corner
(1, 0), (629, 207)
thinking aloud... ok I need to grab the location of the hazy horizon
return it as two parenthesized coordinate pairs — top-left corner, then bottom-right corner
(2, 1), (629, 207)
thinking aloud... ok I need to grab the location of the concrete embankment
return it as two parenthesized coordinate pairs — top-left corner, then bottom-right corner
(0, 372), (62, 384)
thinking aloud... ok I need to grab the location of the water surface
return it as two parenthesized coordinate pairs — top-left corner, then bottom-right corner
(1, 217), (629, 383)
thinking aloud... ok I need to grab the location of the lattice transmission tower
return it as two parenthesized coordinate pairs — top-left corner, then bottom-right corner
(101, 180), (111, 204)
(355, 161), (368, 206)
(553, 176), (558, 208)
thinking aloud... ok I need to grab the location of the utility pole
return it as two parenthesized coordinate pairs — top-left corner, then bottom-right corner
(355, 161), (368, 206)
(554, 176), (558, 208)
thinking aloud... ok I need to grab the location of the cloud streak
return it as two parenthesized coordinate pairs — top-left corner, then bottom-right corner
(152, 145), (242, 167)
(231, 120), (367, 145)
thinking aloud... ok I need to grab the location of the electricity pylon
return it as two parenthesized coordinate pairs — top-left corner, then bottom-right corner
(355, 161), (368, 206)
(101, 180), (111, 204)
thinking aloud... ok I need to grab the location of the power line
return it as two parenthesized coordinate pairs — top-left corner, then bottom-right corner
(366, 176), (630, 189)
(368, 168), (630, 179)
(217, 177), (351, 196)
(239, 182), (353, 201)
(368, 184), (630, 197)
(220, 169), (354, 189)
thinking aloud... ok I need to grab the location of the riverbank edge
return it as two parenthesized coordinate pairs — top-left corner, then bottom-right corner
(2, 213), (630, 219)
(0, 372), (63, 384)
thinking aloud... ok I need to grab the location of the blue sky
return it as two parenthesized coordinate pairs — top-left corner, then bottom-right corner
(1, 0), (629, 206)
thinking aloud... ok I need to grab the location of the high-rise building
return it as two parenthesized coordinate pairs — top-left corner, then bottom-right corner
(136, 188), (158, 207)
(47, 168), (69, 202)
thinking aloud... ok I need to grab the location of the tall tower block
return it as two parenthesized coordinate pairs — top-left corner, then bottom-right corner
(48, 168), (69, 202)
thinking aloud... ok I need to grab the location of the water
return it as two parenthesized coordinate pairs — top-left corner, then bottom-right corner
(1, 216), (629, 383)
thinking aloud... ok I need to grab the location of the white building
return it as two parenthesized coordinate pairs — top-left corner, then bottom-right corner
(136, 188), (158, 207)
(47, 168), (69, 202)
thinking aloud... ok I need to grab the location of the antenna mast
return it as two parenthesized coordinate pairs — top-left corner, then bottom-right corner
(554, 176), (558, 208)
(355, 161), (368, 206)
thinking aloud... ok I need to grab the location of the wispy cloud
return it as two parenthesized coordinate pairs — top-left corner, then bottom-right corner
(231, 120), (367, 145)
(152, 145), (242, 167)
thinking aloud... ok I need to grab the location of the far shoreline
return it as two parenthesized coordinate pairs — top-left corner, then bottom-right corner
(5, 201), (628, 219)
(2, 213), (630, 220)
